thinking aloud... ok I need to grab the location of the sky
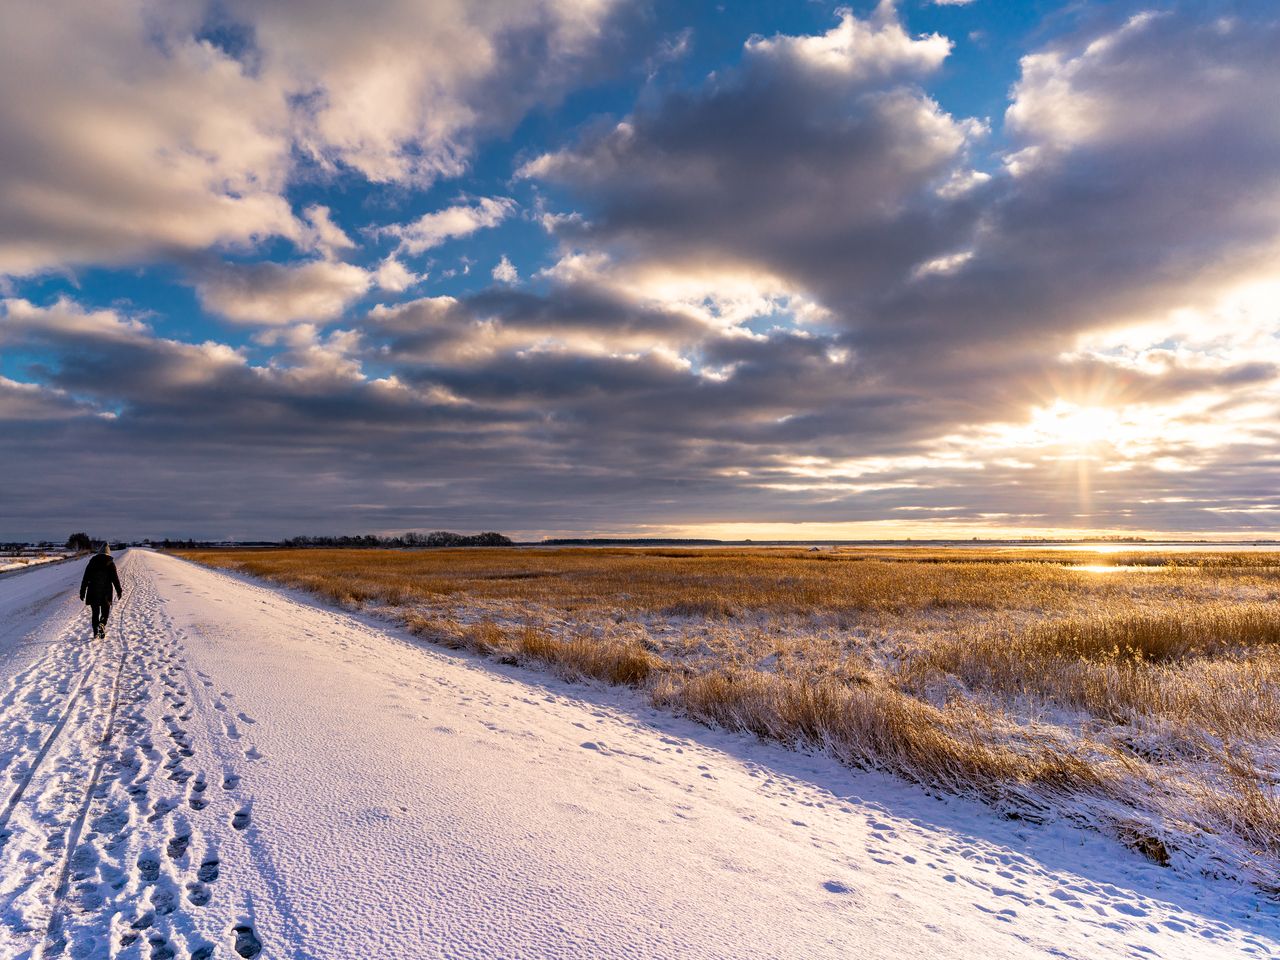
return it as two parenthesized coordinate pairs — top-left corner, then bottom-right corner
(2, 0), (1279, 542)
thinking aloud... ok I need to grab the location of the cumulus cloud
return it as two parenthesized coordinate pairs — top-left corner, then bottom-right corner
(0, 377), (98, 422)
(0, 0), (617, 277)
(0, 0), (300, 277)
(521, 5), (984, 307)
(491, 255), (519, 284)
(192, 259), (373, 325)
(1, 297), (248, 396)
(524, 5), (1280, 398)
(300, 206), (357, 258)
(881, 6), (1280, 359)
(241, 0), (620, 185)
(744, 2), (951, 84)
(367, 283), (706, 364)
(377, 197), (516, 256)
(371, 257), (425, 294)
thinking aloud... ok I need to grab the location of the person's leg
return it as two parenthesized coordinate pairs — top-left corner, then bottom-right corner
(100, 599), (112, 633)
(90, 602), (103, 635)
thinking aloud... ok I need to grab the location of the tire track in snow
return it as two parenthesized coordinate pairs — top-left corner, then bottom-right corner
(37, 598), (132, 956)
(0, 649), (100, 845)
(21, 556), (278, 959)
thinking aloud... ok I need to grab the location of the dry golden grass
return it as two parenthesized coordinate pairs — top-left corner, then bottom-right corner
(176, 545), (1242, 615)
(902, 606), (1280, 736)
(179, 545), (1280, 889)
(400, 613), (660, 686)
(651, 670), (1116, 799)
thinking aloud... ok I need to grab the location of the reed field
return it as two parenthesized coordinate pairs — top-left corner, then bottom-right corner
(179, 545), (1280, 890)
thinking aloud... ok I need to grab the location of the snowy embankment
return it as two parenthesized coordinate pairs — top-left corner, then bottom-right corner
(0, 554), (68, 574)
(0, 551), (1274, 959)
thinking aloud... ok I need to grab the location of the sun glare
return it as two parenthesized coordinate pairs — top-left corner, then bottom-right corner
(1028, 400), (1119, 454)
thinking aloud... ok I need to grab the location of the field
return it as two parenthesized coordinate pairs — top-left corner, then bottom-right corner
(179, 546), (1280, 891)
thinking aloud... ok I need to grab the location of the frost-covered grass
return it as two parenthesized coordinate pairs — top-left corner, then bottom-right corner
(179, 546), (1280, 891)
(0, 552), (67, 574)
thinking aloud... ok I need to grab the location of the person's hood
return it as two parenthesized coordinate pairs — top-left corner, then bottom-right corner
(100, 544), (111, 556)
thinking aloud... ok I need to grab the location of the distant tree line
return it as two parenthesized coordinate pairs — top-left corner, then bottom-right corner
(540, 537), (725, 546)
(65, 533), (127, 552)
(281, 531), (512, 548)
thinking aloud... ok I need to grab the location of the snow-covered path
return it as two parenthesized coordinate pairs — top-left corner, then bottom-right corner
(0, 551), (1275, 960)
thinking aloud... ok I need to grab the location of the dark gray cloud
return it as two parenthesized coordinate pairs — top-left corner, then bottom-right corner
(523, 9), (979, 302)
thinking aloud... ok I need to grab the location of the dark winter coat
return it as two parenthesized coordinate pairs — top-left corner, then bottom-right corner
(80, 554), (122, 605)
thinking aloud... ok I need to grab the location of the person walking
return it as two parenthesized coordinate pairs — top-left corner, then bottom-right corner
(79, 544), (122, 639)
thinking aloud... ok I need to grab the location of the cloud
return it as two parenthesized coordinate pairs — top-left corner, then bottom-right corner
(744, 2), (951, 85)
(4, 4), (1280, 539)
(0, 377), (98, 421)
(377, 197), (516, 256)
(524, 4), (1280, 404)
(366, 283), (706, 364)
(242, 0), (621, 185)
(0, 0), (618, 277)
(503, 4), (1280, 531)
(371, 257), (425, 294)
(192, 259), (373, 325)
(491, 255), (519, 284)
(300, 205), (357, 258)
(521, 5), (983, 309)
(3, 271), (1280, 540)
(0, 0), (300, 278)
(0, 298), (253, 406)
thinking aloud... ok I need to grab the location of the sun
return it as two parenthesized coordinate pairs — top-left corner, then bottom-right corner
(1026, 400), (1119, 454)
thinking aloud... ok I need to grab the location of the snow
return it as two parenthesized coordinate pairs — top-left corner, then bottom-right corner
(0, 549), (1275, 959)
(0, 556), (65, 575)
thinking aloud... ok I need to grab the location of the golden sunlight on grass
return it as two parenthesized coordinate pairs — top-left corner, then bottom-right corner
(179, 545), (1280, 889)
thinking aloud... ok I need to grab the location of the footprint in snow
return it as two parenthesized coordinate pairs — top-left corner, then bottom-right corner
(151, 886), (178, 916)
(167, 830), (190, 860)
(233, 924), (263, 959)
(136, 855), (160, 884)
